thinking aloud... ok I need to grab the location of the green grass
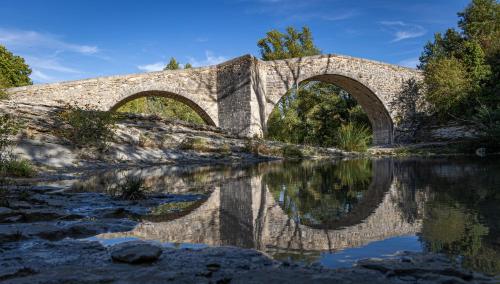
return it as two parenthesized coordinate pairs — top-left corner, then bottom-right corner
(281, 145), (304, 160)
(0, 159), (36, 178)
(336, 123), (372, 152)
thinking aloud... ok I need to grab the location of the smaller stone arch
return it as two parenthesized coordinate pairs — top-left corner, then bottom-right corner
(109, 90), (217, 126)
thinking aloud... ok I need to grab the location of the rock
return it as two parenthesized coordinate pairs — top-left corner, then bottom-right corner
(0, 207), (13, 216)
(109, 241), (162, 264)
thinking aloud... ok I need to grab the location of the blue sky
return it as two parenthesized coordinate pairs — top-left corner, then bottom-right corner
(1, 0), (469, 84)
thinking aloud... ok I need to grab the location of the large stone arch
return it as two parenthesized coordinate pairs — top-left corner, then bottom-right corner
(109, 90), (217, 126)
(257, 54), (423, 145)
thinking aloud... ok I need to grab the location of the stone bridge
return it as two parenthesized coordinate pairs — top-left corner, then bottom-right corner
(7, 54), (423, 145)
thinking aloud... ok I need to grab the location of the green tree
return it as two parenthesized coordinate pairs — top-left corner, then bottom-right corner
(0, 45), (32, 87)
(184, 63), (193, 69)
(164, 57), (180, 71)
(419, 0), (499, 144)
(257, 26), (320, 60)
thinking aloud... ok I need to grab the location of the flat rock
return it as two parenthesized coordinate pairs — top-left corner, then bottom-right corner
(109, 240), (162, 264)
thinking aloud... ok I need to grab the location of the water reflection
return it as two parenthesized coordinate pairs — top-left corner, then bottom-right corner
(86, 157), (499, 275)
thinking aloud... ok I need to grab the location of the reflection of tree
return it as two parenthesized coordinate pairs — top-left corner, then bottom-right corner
(264, 160), (372, 227)
(401, 158), (500, 275)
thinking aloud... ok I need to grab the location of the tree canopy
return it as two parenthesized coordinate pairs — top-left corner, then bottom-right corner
(257, 26), (321, 60)
(0, 45), (32, 88)
(418, 0), (499, 143)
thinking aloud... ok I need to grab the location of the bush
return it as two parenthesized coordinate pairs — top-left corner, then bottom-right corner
(115, 177), (147, 200)
(0, 114), (19, 156)
(179, 137), (210, 152)
(58, 105), (116, 149)
(281, 145), (303, 160)
(0, 159), (35, 178)
(336, 123), (372, 152)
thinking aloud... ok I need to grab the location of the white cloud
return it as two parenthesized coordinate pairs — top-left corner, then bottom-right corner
(188, 51), (227, 67)
(380, 21), (426, 42)
(137, 62), (165, 72)
(398, 58), (420, 68)
(0, 27), (99, 55)
(195, 37), (209, 43)
(25, 56), (81, 74)
(31, 69), (54, 82)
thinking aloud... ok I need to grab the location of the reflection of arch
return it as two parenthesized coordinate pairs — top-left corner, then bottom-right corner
(267, 74), (394, 145)
(301, 159), (393, 230)
(109, 90), (217, 126)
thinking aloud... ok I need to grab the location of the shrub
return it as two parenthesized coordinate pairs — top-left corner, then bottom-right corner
(179, 137), (210, 152)
(336, 123), (372, 152)
(281, 145), (304, 160)
(0, 114), (19, 157)
(116, 177), (147, 200)
(58, 105), (115, 149)
(0, 159), (35, 178)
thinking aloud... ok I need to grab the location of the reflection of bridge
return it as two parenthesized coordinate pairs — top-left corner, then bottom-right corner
(100, 160), (422, 252)
(7, 55), (422, 144)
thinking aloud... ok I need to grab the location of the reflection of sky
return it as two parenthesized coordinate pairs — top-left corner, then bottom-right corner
(319, 235), (423, 269)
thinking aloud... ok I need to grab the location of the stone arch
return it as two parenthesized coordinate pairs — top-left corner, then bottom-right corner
(266, 73), (394, 145)
(109, 90), (217, 126)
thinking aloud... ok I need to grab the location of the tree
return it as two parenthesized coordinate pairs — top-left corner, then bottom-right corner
(458, 0), (500, 56)
(164, 57), (180, 71)
(0, 45), (32, 87)
(184, 63), (193, 69)
(257, 26), (320, 60)
(419, 0), (499, 129)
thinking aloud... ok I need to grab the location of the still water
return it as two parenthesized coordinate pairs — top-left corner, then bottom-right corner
(77, 157), (500, 275)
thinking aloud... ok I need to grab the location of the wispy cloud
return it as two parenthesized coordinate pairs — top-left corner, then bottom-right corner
(30, 69), (54, 82)
(245, 0), (358, 22)
(24, 56), (81, 74)
(398, 57), (420, 68)
(0, 27), (99, 54)
(380, 21), (426, 42)
(188, 51), (227, 67)
(137, 62), (165, 72)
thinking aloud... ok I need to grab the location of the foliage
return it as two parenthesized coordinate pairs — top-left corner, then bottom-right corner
(0, 114), (34, 178)
(281, 145), (303, 160)
(0, 45), (32, 87)
(179, 137), (230, 153)
(336, 123), (372, 152)
(184, 63), (193, 69)
(58, 105), (116, 149)
(257, 26), (320, 60)
(419, 0), (500, 142)
(116, 177), (147, 200)
(0, 159), (35, 178)
(164, 57), (180, 71)
(0, 76), (9, 100)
